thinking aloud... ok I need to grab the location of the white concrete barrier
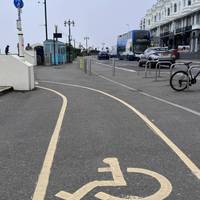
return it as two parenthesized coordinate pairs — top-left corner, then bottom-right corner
(24, 50), (37, 66)
(0, 55), (35, 91)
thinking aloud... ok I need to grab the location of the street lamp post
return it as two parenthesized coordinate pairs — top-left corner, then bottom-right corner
(64, 19), (75, 63)
(44, 0), (48, 40)
(38, 0), (48, 40)
(84, 37), (90, 51)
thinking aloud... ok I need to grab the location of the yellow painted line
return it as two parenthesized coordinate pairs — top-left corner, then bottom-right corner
(56, 158), (127, 200)
(40, 81), (200, 180)
(32, 86), (68, 200)
(96, 168), (172, 200)
(56, 157), (172, 200)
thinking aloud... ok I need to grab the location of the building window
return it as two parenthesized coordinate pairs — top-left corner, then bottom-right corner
(178, 1), (181, 11)
(192, 15), (195, 25)
(167, 8), (170, 16)
(188, 0), (191, 6)
(197, 13), (200, 24)
(183, 0), (186, 7)
(186, 16), (191, 26)
(174, 3), (177, 12)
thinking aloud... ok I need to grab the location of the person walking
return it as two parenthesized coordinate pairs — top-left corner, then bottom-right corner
(5, 45), (10, 55)
(25, 43), (32, 51)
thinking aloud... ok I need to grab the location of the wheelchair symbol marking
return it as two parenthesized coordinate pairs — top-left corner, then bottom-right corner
(55, 158), (172, 200)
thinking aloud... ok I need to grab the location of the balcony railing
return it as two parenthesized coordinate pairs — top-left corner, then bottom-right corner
(175, 25), (192, 34)
(160, 31), (170, 37)
(185, 25), (192, 32)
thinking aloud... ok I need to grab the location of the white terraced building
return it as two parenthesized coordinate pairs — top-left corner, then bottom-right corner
(140, 0), (200, 54)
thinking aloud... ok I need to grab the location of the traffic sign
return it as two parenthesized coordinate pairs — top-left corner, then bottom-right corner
(14, 0), (24, 9)
(53, 33), (62, 39)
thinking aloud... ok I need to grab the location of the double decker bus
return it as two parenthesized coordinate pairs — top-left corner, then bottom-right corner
(117, 30), (151, 60)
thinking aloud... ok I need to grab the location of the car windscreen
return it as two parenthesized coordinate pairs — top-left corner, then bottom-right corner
(99, 52), (107, 55)
(134, 44), (148, 53)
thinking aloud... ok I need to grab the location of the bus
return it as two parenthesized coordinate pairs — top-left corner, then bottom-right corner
(117, 30), (151, 60)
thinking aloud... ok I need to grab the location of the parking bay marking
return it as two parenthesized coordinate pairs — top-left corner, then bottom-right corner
(40, 81), (200, 180)
(56, 157), (172, 200)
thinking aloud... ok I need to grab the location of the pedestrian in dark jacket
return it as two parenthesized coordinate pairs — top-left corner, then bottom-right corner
(5, 45), (9, 55)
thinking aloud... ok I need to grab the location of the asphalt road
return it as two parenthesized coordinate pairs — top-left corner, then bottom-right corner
(0, 59), (200, 200)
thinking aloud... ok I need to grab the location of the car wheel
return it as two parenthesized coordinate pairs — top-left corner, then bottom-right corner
(138, 62), (143, 67)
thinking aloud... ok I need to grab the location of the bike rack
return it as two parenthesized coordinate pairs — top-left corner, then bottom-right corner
(144, 60), (157, 78)
(155, 61), (172, 81)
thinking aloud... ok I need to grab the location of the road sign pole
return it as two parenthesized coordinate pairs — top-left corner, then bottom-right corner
(17, 8), (24, 57)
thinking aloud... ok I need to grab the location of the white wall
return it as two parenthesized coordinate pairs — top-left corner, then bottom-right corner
(0, 55), (35, 91)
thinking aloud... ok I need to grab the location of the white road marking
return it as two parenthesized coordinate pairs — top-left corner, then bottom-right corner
(40, 81), (200, 180)
(98, 75), (137, 91)
(32, 86), (68, 200)
(98, 75), (200, 117)
(96, 62), (136, 73)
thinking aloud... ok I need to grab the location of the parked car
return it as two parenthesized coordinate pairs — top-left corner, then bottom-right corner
(97, 51), (109, 60)
(119, 51), (137, 61)
(109, 52), (118, 58)
(139, 47), (176, 67)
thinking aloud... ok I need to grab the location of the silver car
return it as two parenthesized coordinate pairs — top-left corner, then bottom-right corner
(139, 47), (175, 67)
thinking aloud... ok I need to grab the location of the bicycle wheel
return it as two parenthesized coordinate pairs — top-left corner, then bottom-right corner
(170, 71), (189, 91)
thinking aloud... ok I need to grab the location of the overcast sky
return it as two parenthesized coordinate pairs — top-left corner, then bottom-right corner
(0, 0), (155, 52)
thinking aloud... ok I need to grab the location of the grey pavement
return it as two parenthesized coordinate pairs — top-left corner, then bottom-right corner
(0, 60), (200, 199)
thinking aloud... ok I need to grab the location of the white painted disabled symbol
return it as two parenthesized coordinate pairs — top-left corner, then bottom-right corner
(56, 157), (172, 200)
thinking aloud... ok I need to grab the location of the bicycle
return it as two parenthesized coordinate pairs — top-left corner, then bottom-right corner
(170, 62), (200, 91)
